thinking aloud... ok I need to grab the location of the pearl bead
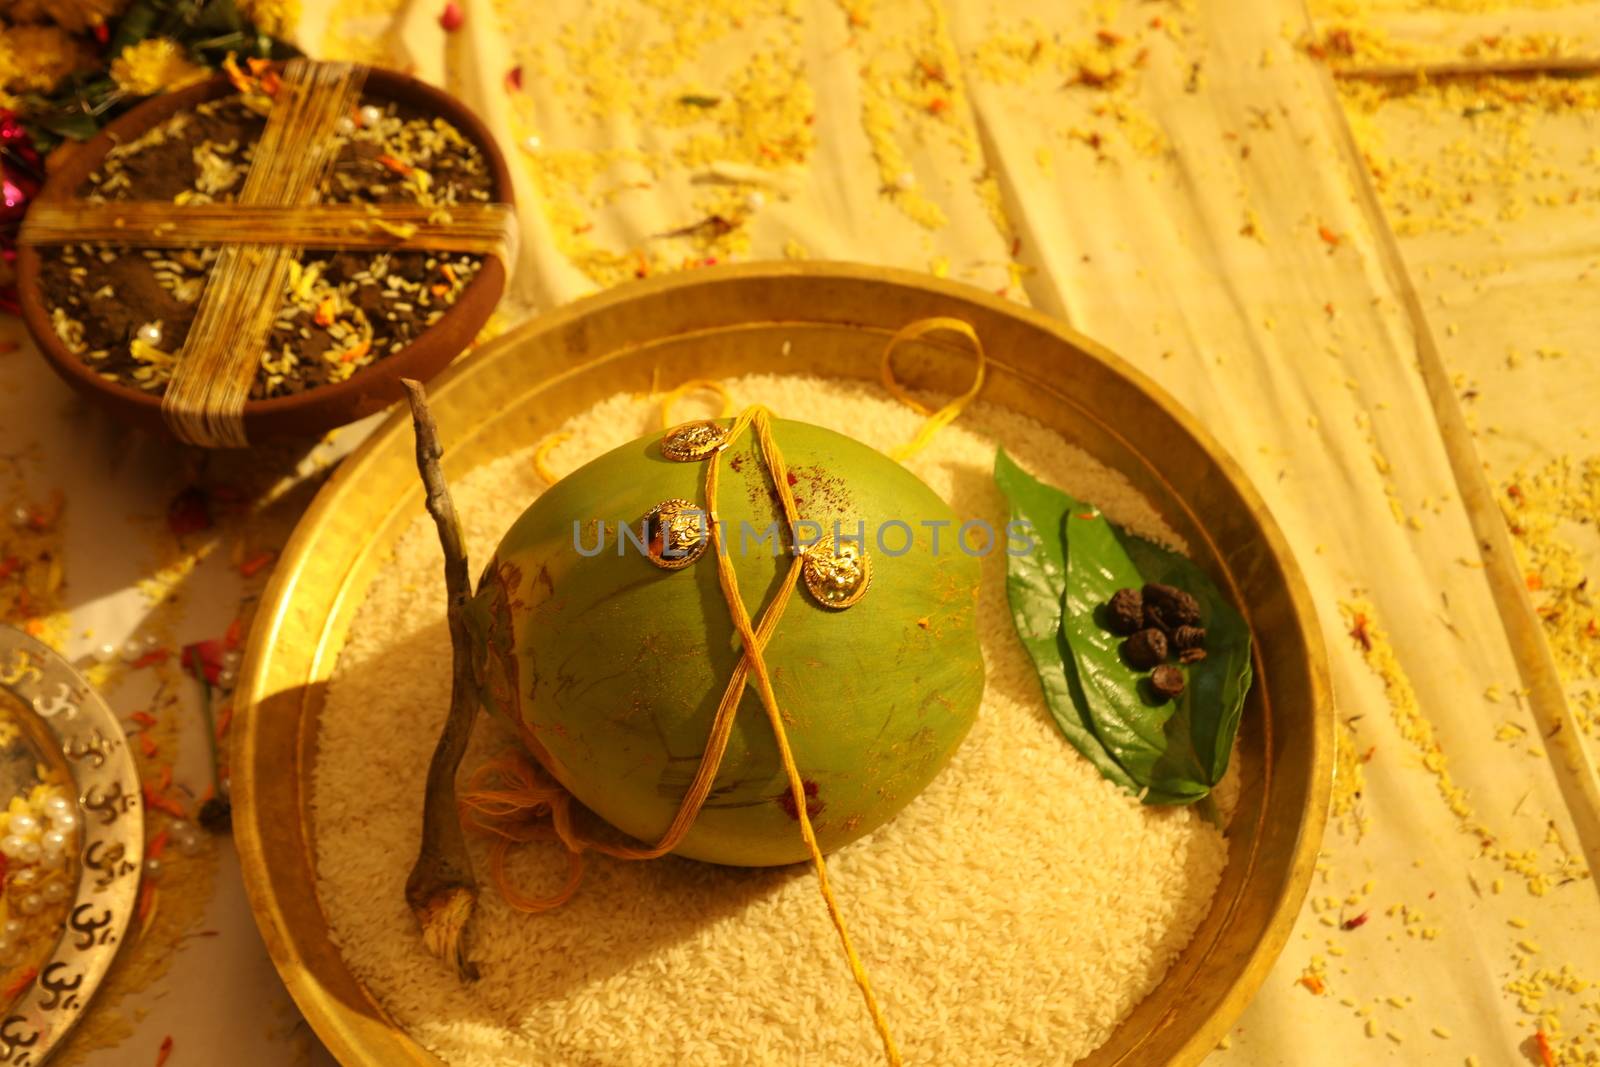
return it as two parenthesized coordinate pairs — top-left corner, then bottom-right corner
(10, 869), (35, 888)
(2, 921), (21, 938)
(359, 105), (383, 128)
(41, 830), (67, 854)
(336, 115), (355, 135)
(218, 668), (237, 688)
(9, 505), (30, 528)
(143, 857), (162, 878)
(39, 848), (63, 870)
(121, 639), (146, 662)
(44, 795), (72, 818)
(0, 835), (28, 859)
(42, 881), (67, 904)
(144, 634), (160, 651)
(219, 777), (232, 799)
(92, 642), (119, 664)
(135, 322), (164, 346)
(10, 813), (39, 837)
(50, 811), (77, 834)
(223, 649), (242, 670)
(522, 134), (542, 152)
(745, 191), (765, 212)
(17, 893), (42, 916)
(16, 841), (40, 865)
(171, 818), (202, 853)
(0, 936), (13, 957)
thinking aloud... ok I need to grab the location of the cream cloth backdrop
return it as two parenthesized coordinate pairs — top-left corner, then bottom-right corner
(0, 0), (1592, 1063)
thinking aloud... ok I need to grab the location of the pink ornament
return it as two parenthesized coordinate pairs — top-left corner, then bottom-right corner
(0, 109), (43, 314)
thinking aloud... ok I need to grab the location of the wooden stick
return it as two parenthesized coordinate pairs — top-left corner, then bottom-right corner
(1332, 55), (1600, 81)
(400, 378), (483, 982)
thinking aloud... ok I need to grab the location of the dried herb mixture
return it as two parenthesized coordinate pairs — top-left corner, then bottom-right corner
(40, 91), (492, 399)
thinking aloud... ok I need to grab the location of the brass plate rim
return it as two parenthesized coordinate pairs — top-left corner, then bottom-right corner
(233, 260), (1333, 1067)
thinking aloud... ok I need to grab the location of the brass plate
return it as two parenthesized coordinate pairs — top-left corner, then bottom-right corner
(0, 625), (145, 1066)
(233, 262), (1333, 1067)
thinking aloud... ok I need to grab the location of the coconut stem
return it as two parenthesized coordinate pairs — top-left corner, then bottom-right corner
(400, 378), (482, 982)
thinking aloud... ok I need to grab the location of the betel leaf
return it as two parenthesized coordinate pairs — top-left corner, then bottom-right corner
(1119, 533), (1253, 785)
(1061, 507), (1211, 805)
(995, 450), (1253, 807)
(994, 450), (1136, 792)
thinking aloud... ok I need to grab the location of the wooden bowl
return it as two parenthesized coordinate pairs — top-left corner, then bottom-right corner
(14, 67), (513, 444)
(233, 262), (1333, 1066)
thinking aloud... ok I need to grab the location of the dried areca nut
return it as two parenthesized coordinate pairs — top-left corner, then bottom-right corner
(1106, 587), (1144, 634)
(1179, 647), (1207, 665)
(1172, 624), (1207, 651)
(1143, 582), (1201, 627)
(1123, 627), (1168, 670)
(1150, 664), (1185, 700)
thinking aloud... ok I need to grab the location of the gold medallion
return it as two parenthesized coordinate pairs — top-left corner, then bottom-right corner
(643, 498), (709, 570)
(660, 420), (729, 462)
(801, 535), (872, 609)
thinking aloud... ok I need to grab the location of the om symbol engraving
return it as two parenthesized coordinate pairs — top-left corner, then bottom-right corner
(37, 964), (82, 1012)
(31, 683), (79, 721)
(81, 782), (133, 826)
(83, 840), (136, 890)
(62, 728), (113, 769)
(67, 904), (115, 950)
(0, 1015), (39, 1065)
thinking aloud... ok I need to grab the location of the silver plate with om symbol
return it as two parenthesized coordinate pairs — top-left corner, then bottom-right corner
(0, 625), (143, 1066)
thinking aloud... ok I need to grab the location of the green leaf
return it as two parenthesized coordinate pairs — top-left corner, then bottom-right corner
(189, 0), (246, 36)
(1119, 532), (1253, 785)
(188, 30), (251, 58)
(108, 0), (163, 57)
(994, 450), (1137, 793)
(678, 94), (722, 108)
(33, 109), (102, 142)
(1061, 507), (1211, 805)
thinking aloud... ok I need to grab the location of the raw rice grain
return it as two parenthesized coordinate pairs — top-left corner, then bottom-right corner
(313, 373), (1231, 1066)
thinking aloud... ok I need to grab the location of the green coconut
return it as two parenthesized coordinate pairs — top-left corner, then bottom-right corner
(464, 416), (985, 866)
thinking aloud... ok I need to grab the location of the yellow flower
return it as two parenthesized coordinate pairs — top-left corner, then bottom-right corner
(237, 0), (301, 38)
(2, 0), (128, 35)
(111, 38), (210, 97)
(0, 24), (85, 98)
